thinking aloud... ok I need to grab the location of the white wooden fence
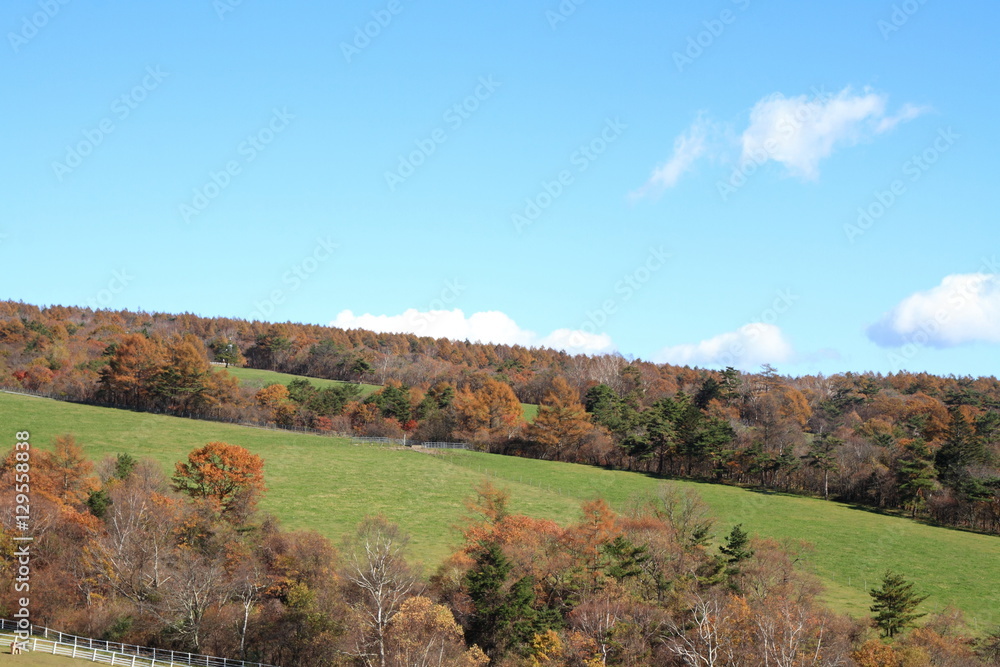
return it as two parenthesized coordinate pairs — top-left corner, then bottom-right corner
(0, 620), (277, 667)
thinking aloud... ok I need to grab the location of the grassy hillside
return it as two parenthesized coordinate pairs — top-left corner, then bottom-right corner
(221, 365), (382, 397)
(0, 650), (98, 666)
(0, 392), (574, 568)
(2, 391), (997, 630)
(222, 366), (539, 422)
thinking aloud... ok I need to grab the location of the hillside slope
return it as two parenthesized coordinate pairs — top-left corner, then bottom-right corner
(2, 391), (998, 629)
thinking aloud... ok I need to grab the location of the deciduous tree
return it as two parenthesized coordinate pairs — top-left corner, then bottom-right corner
(171, 442), (266, 520)
(527, 376), (593, 461)
(342, 516), (420, 667)
(385, 596), (489, 667)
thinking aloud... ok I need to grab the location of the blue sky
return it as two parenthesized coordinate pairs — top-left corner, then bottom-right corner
(3, 0), (998, 377)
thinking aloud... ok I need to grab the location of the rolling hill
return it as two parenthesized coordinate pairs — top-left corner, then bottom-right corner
(1, 391), (997, 631)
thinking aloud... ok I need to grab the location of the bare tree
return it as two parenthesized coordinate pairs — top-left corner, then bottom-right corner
(85, 472), (179, 611)
(342, 515), (422, 667)
(753, 598), (815, 667)
(666, 593), (743, 667)
(229, 554), (269, 659)
(569, 592), (627, 665)
(161, 547), (228, 651)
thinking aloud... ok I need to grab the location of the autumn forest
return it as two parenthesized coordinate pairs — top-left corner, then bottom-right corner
(2, 300), (1000, 665)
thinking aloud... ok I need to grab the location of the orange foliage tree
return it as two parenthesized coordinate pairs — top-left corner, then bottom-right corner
(97, 333), (166, 408)
(453, 379), (523, 442)
(526, 377), (593, 461)
(32, 434), (99, 508)
(171, 442), (265, 519)
(255, 383), (296, 425)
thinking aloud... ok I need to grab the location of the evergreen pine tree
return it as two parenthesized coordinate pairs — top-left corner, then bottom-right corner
(464, 542), (553, 659)
(869, 570), (928, 638)
(936, 408), (990, 498)
(719, 524), (754, 564)
(897, 439), (937, 517)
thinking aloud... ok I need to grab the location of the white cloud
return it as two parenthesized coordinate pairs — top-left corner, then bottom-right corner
(867, 274), (1000, 347)
(630, 118), (709, 200)
(631, 87), (926, 195)
(538, 328), (616, 356)
(740, 88), (927, 179)
(654, 323), (794, 371)
(331, 308), (617, 356)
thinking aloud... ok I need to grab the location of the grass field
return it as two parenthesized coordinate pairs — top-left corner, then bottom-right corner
(222, 366), (539, 422)
(2, 391), (998, 631)
(221, 366), (382, 397)
(0, 651), (97, 666)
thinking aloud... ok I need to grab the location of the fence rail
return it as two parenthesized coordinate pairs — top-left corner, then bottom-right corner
(0, 620), (278, 667)
(0, 386), (468, 450)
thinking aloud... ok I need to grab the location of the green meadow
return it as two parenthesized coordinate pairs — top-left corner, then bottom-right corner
(2, 391), (997, 630)
(220, 366), (382, 397)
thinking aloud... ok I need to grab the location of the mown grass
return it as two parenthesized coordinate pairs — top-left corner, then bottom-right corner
(221, 366), (381, 397)
(2, 391), (997, 630)
(0, 651), (100, 666)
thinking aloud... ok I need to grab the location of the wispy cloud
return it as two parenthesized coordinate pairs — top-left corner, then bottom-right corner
(632, 87), (927, 196)
(740, 89), (929, 179)
(629, 117), (709, 200)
